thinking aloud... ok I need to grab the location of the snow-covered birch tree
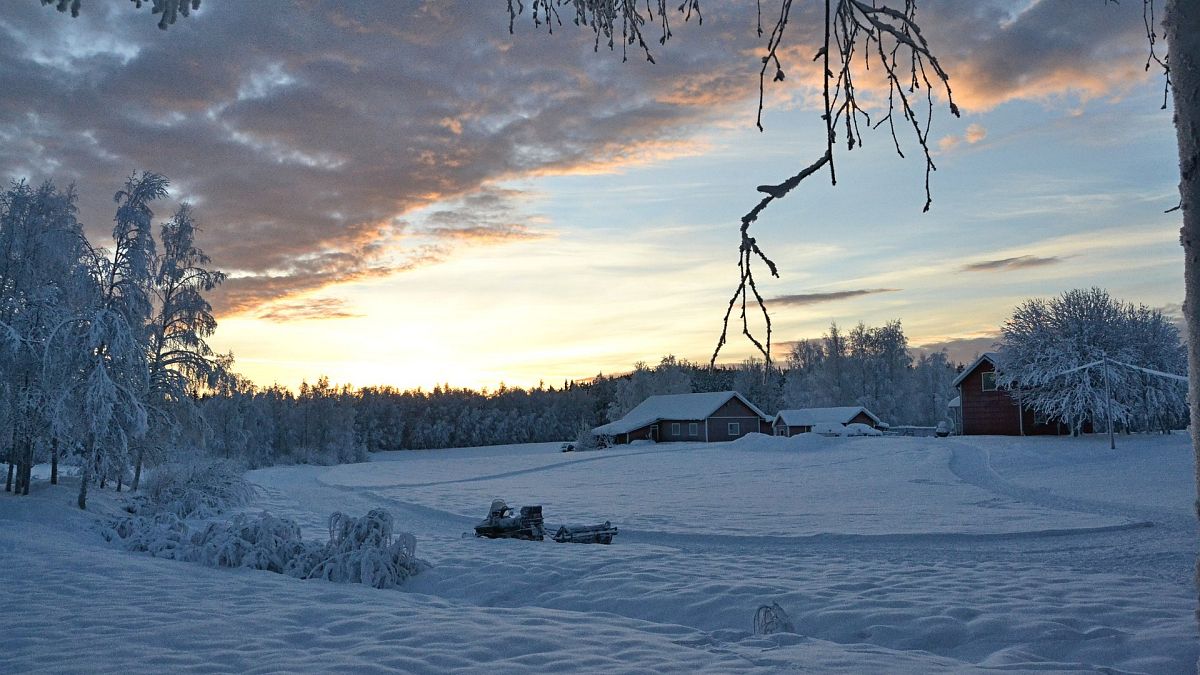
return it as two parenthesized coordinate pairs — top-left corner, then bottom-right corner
(135, 203), (225, 490)
(46, 173), (167, 508)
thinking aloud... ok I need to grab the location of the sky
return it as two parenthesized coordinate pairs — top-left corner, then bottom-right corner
(0, 1), (1184, 390)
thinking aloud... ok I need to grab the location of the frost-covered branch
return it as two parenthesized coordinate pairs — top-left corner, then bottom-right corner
(512, 1), (958, 368)
(40, 0), (200, 30)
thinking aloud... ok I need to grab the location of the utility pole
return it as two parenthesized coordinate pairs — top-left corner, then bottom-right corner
(1102, 354), (1115, 450)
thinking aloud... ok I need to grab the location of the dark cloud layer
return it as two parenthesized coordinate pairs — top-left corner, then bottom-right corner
(0, 1), (1151, 314)
(769, 288), (900, 307)
(961, 255), (1063, 272)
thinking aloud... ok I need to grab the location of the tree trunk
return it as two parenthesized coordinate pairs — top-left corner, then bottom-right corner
(77, 463), (90, 510)
(116, 473), (122, 493)
(1165, 0), (1200, 637)
(20, 458), (30, 496)
(4, 458), (11, 492)
(133, 446), (144, 491)
(50, 438), (58, 485)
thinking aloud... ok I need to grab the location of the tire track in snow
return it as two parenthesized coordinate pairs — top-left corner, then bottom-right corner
(331, 443), (708, 489)
(944, 440), (1170, 526)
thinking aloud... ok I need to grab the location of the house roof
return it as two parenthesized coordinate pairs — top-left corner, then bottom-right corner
(592, 391), (769, 436)
(951, 351), (1001, 388)
(774, 406), (883, 428)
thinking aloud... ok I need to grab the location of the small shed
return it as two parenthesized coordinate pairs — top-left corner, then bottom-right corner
(592, 391), (771, 445)
(772, 407), (884, 436)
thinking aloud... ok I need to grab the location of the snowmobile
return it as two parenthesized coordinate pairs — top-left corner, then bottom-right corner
(473, 499), (546, 541)
(473, 499), (619, 544)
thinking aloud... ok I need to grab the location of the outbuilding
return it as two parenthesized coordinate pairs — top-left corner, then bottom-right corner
(592, 391), (771, 444)
(772, 406), (884, 436)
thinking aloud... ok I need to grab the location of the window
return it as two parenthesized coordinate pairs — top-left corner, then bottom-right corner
(688, 422), (698, 437)
(671, 422), (681, 436)
(981, 372), (997, 391)
(728, 422), (740, 437)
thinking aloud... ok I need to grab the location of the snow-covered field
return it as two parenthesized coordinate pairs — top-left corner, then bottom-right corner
(2, 433), (1196, 673)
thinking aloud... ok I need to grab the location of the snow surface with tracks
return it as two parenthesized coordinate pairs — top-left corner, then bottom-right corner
(1, 433), (1196, 673)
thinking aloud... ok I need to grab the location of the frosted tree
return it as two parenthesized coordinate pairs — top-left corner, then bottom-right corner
(46, 173), (167, 508)
(0, 181), (94, 496)
(909, 350), (957, 427)
(732, 356), (784, 415)
(997, 288), (1186, 435)
(606, 355), (694, 421)
(135, 203), (225, 489)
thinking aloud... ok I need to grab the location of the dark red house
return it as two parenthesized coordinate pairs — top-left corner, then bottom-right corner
(592, 391), (771, 444)
(953, 353), (1074, 435)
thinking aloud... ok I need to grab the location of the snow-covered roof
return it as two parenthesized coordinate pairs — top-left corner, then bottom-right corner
(593, 391), (769, 436)
(774, 406), (883, 428)
(948, 396), (961, 408)
(952, 351), (1001, 388)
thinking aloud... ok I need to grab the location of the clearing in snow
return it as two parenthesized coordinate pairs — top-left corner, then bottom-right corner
(1, 432), (1195, 673)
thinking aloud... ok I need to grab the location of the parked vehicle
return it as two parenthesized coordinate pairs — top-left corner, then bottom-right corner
(473, 500), (545, 541)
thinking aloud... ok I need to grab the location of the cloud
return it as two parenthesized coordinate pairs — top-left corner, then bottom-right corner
(418, 187), (550, 243)
(0, 0), (1157, 317)
(918, 1), (1153, 112)
(940, 122), (989, 151)
(960, 255), (1064, 272)
(0, 2), (756, 314)
(257, 297), (364, 322)
(912, 336), (1001, 366)
(769, 288), (900, 307)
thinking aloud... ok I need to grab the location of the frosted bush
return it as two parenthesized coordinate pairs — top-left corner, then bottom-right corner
(287, 510), (426, 589)
(574, 423), (612, 451)
(189, 512), (310, 573)
(102, 511), (192, 560)
(105, 508), (427, 589)
(130, 459), (255, 519)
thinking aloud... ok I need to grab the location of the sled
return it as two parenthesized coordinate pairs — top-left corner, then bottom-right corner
(552, 521), (618, 544)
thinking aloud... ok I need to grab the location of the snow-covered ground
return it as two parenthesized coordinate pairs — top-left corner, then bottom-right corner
(1, 433), (1196, 673)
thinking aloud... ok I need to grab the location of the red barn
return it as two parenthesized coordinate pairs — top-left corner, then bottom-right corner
(953, 353), (1073, 435)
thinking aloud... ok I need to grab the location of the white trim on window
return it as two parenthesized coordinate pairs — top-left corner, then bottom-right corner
(688, 422), (698, 437)
(671, 422), (681, 436)
(981, 372), (997, 391)
(728, 422), (740, 437)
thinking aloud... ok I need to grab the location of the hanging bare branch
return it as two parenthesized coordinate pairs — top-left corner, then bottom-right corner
(725, 0), (958, 368)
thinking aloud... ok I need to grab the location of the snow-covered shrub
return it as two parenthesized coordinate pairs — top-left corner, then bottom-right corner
(105, 508), (427, 589)
(101, 511), (193, 560)
(287, 510), (427, 589)
(573, 423), (611, 451)
(188, 512), (311, 573)
(131, 458), (255, 519)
